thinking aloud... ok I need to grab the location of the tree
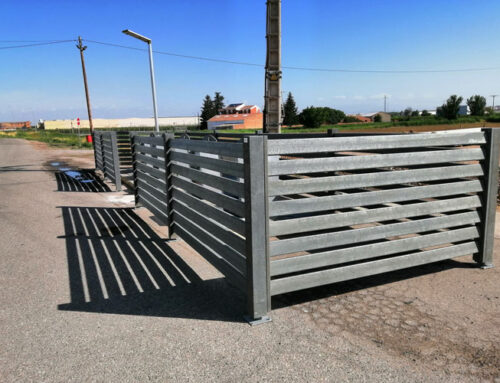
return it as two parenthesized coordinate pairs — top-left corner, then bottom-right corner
(373, 114), (382, 122)
(299, 106), (324, 129)
(440, 95), (463, 119)
(213, 92), (225, 115)
(421, 110), (430, 117)
(200, 95), (214, 129)
(283, 92), (299, 126)
(200, 92), (226, 129)
(326, 108), (346, 124)
(403, 107), (413, 118)
(411, 110), (420, 117)
(299, 106), (345, 128)
(467, 95), (486, 116)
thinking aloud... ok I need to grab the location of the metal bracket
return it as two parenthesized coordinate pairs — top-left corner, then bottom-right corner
(244, 315), (272, 326)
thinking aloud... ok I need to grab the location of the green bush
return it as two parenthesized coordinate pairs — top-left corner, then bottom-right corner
(299, 106), (345, 128)
(486, 114), (500, 122)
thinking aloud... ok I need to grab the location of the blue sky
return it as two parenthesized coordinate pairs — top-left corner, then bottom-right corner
(1, 0), (499, 121)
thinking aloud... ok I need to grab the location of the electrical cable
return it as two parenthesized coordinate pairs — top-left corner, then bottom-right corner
(83, 38), (500, 74)
(0, 40), (76, 50)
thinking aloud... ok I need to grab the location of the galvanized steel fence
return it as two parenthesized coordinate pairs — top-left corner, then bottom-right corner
(93, 131), (121, 191)
(95, 128), (499, 322)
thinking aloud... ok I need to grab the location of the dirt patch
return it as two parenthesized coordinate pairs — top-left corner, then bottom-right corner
(293, 284), (500, 380)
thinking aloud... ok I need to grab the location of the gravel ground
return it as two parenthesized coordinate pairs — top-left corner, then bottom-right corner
(0, 138), (499, 382)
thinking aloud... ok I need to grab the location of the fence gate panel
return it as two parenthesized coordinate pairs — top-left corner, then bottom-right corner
(266, 130), (492, 295)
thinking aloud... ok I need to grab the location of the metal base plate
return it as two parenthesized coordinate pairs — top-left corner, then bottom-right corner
(244, 315), (272, 326)
(480, 263), (494, 269)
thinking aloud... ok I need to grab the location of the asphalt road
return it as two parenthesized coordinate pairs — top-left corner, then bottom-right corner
(0, 138), (499, 382)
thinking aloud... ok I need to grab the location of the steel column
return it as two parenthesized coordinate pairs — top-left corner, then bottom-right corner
(110, 132), (122, 191)
(243, 135), (271, 324)
(163, 133), (176, 239)
(475, 128), (500, 267)
(130, 133), (141, 206)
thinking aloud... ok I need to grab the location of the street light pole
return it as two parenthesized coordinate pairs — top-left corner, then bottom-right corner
(122, 29), (159, 132)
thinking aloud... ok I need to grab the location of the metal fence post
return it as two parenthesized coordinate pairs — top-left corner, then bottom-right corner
(163, 133), (176, 240)
(130, 133), (141, 207)
(475, 128), (500, 268)
(110, 131), (122, 191)
(243, 135), (271, 324)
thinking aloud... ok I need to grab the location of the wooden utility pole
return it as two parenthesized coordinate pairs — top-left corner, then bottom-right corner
(264, 0), (282, 133)
(76, 36), (94, 133)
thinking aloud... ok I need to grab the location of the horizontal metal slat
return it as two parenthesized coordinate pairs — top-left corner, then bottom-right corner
(270, 226), (479, 276)
(137, 178), (167, 202)
(135, 152), (165, 169)
(172, 200), (246, 256)
(133, 143), (164, 157)
(270, 195), (481, 236)
(174, 213), (246, 275)
(269, 148), (484, 176)
(270, 242), (478, 295)
(137, 195), (169, 224)
(136, 162), (165, 179)
(170, 151), (244, 178)
(171, 176), (245, 217)
(171, 164), (245, 198)
(270, 180), (482, 216)
(174, 224), (246, 291)
(134, 136), (165, 146)
(267, 132), (486, 155)
(135, 168), (166, 191)
(270, 211), (480, 256)
(268, 164), (484, 196)
(170, 139), (244, 158)
(137, 186), (168, 210)
(172, 188), (245, 236)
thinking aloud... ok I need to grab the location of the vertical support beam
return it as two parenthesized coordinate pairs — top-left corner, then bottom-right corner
(163, 133), (176, 240)
(130, 133), (141, 207)
(243, 135), (271, 324)
(475, 128), (500, 268)
(110, 132), (122, 191)
(93, 131), (100, 170)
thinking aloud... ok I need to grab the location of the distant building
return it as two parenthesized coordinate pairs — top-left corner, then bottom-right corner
(361, 112), (392, 122)
(207, 103), (263, 130)
(41, 116), (200, 130)
(219, 103), (261, 115)
(0, 121), (31, 130)
(347, 115), (372, 123)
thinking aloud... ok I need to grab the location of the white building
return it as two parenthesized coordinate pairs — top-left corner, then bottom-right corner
(41, 116), (200, 130)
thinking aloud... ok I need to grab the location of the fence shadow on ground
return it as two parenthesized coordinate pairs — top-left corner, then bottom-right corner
(55, 169), (111, 192)
(57, 206), (245, 322)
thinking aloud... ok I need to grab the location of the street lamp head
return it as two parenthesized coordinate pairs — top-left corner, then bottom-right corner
(122, 29), (151, 44)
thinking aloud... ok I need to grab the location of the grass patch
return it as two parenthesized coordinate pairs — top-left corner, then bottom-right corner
(0, 130), (93, 149)
(217, 116), (488, 134)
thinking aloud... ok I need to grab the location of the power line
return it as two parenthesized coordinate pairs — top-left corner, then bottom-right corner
(0, 39), (73, 43)
(83, 39), (262, 67)
(83, 38), (500, 74)
(2, 37), (500, 74)
(0, 40), (76, 50)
